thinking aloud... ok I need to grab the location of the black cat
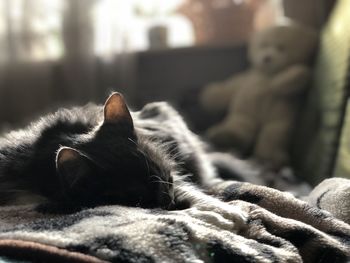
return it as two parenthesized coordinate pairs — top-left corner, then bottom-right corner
(0, 93), (246, 227)
(0, 94), (174, 208)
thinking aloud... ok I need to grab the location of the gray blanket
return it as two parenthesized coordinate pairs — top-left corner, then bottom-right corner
(0, 180), (349, 263)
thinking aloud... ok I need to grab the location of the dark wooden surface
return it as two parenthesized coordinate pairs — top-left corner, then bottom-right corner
(134, 44), (248, 107)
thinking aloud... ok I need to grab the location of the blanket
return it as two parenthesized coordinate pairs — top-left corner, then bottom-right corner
(0, 180), (349, 263)
(306, 177), (350, 225)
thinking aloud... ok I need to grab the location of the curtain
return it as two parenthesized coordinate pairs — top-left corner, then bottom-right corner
(0, 0), (138, 125)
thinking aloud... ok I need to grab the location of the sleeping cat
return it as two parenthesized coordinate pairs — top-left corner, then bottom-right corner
(0, 93), (175, 208)
(0, 93), (246, 227)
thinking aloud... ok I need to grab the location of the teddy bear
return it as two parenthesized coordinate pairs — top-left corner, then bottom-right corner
(200, 22), (318, 170)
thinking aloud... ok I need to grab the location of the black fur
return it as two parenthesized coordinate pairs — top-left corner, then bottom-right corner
(0, 96), (174, 208)
(0, 93), (243, 211)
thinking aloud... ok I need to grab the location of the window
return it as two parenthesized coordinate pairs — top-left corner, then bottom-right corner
(0, 0), (284, 63)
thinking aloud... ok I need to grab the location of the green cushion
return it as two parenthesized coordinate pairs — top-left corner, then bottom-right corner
(334, 99), (350, 179)
(292, 0), (350, 185)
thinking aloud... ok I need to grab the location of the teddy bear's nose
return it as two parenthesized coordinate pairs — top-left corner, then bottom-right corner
(263, 56), (272, 64)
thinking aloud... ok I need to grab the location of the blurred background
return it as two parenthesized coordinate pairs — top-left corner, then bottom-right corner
(2, 0), (350, 186)
(0, 0), (335, 123)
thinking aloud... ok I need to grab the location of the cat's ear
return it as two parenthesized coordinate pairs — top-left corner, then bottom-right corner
(103, 92), (134, 129)
(56, 147), (91, 189)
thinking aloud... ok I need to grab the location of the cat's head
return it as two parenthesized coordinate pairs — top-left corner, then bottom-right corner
(55, 93), (174, 208)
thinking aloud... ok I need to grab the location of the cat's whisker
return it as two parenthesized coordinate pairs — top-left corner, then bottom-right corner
(150, 174), (174, 187)
(127, 137), (138, 146)
(137, 148), (151, 177)
(150, 174), (168, 184)
(152, 180), (174, 186)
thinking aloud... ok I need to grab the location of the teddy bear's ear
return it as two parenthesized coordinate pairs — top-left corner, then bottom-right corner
(103, 92), (134, 130)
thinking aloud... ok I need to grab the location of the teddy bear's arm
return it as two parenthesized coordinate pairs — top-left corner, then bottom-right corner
(270, 65), (311, 96)
(200, 75), (244, 112)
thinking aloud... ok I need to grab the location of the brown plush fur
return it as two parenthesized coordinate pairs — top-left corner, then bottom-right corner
(200, 22), (318, 169)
